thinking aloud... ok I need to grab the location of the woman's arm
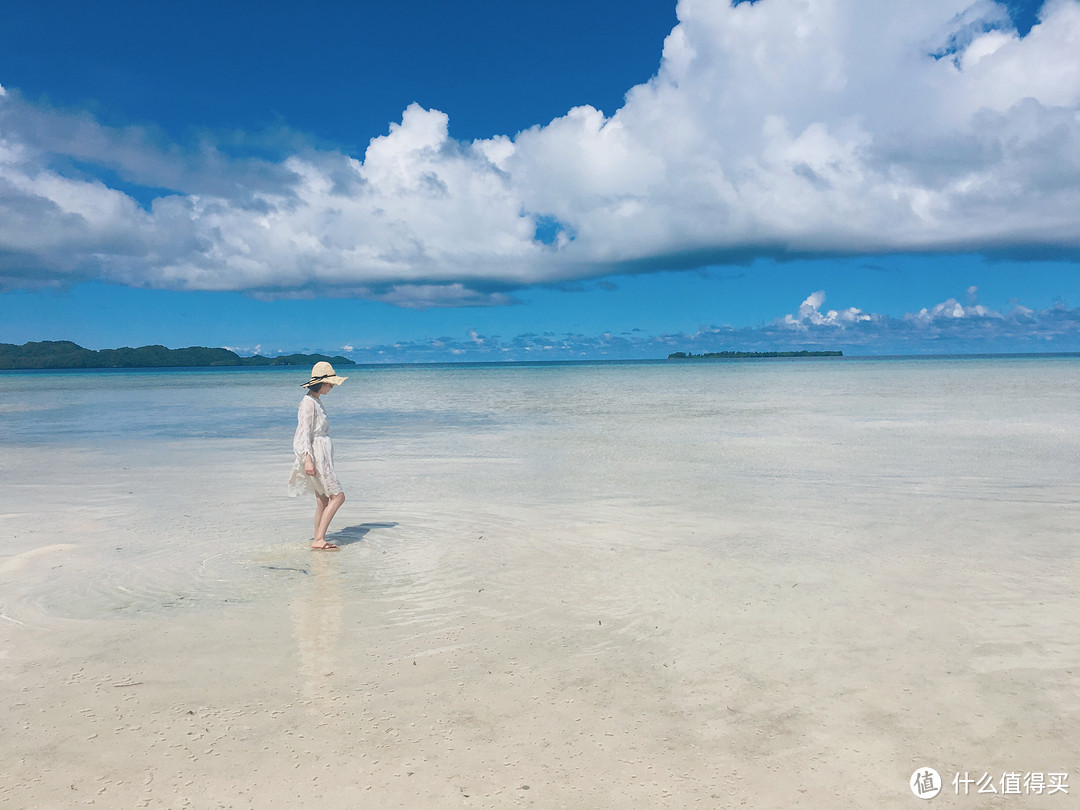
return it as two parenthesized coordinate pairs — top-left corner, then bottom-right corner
(293, 397), (317, 474)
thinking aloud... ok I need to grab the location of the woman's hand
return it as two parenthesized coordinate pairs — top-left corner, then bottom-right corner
(304, 455), (316, 476)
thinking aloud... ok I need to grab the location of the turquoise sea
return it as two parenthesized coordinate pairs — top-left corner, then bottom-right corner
(3, 353), (1078, 446)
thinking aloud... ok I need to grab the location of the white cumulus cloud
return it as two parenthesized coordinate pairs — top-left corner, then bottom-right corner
(784, 290), (875, 328)
(1, 0), (1079, 305)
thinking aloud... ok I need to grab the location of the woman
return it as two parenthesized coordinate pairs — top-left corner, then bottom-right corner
(289, 361), (348, 550)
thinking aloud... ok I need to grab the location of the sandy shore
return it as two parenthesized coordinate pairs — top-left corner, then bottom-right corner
(2, 362), (1078, 807)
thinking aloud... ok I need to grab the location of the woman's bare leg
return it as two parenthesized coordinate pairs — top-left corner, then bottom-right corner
(313, 491), (345, 548)
(313, 493), (329, 544)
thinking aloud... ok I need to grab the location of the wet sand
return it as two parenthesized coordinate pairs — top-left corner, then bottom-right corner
(2, 360), (1078, 807)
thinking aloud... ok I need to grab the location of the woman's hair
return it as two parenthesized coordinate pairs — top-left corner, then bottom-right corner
(306, 382), (327, 393)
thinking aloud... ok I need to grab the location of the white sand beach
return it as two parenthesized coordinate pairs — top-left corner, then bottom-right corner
(1, 359), (1078, 808)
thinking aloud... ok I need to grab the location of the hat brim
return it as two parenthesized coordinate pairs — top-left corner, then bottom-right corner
(302, 375), (347, 387)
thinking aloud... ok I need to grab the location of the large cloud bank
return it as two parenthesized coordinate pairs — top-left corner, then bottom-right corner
(2, 0), (1079, 306)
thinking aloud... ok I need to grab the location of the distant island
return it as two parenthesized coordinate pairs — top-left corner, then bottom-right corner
(0, 341), (357, 370)
(667, 350), (843, 360)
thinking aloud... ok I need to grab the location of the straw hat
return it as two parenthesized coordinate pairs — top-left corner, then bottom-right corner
(302, 361), (348, 387)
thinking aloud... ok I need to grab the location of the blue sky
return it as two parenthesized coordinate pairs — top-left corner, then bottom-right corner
(1, 0), (1078, 360)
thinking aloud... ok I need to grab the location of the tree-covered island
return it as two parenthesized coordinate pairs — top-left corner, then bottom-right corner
(0, 341), (357, 370)
(667, 350), (843, 360)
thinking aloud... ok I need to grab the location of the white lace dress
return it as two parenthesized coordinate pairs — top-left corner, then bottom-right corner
(288, 394), (343, 497)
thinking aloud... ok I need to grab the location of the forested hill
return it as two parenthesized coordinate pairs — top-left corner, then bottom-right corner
(0, 341), (356, 370)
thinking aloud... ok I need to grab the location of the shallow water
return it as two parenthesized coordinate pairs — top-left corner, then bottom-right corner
(1, 356), (1078, 623)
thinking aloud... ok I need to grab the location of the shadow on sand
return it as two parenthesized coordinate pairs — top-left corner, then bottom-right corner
(328, 522), (398, 547)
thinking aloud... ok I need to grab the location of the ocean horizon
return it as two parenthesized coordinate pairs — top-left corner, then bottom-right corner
(2, 348), (1079, 376)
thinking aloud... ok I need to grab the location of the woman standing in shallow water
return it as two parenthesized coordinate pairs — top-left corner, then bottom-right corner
(289, 362), (347, 550)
